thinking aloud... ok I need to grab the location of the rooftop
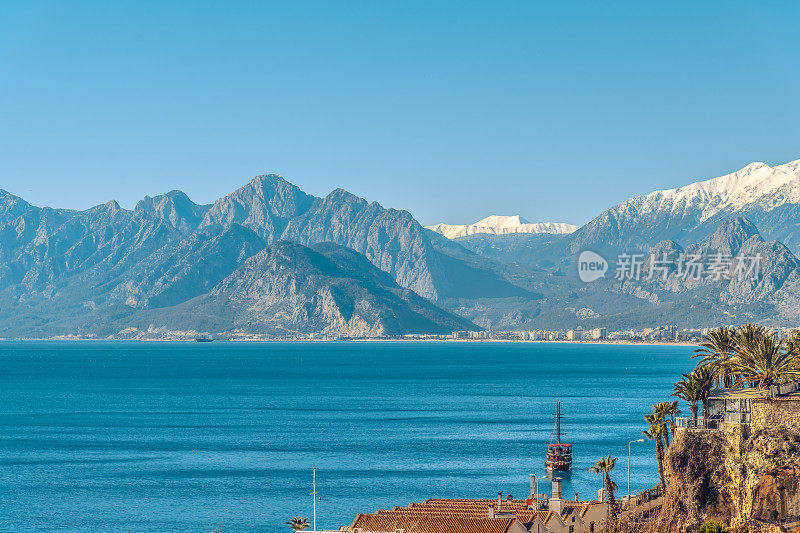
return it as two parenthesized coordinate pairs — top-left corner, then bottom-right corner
(708, 387), (769, 400)
(351, 513), (521, 533)
(361, 496), (601, 526)
(708, 383), (800, 401)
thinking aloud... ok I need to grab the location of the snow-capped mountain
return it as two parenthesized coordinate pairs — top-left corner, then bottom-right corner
(633, 160), (800, 223)
(567, 159), (800, 255)
(426, 215), (577, 239)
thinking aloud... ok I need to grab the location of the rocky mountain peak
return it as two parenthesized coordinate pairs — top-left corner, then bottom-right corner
(324, 187), (364, 205)
(135, 190), (209, 233)
(0, 189), (35, 224)
(199, 174), (315, 239)
(693, 217), (762, 257)
(102, 200), (123, 213)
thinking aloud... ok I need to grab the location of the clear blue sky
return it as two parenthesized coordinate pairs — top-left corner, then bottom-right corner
(1, 1), (798, 225)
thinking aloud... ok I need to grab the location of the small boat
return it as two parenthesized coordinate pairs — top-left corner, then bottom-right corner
(545, 400), (572, 471)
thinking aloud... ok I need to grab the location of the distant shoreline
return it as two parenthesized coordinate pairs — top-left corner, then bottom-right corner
(0, 337), (697, 346)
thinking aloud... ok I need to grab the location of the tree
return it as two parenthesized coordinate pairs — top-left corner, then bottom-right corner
(643, 412), (667, 493)
(694, 327), (736, 388)
(731, 327), (798, 388)
(286, 517), (310, 531)
(590, 455), (618, 516)
(691, 364), (715, 427)
(653, 400), (679, 445)
(672, 373), (701, 427)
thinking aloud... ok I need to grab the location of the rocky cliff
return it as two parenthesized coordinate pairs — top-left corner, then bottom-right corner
(616, 428), (800, 532)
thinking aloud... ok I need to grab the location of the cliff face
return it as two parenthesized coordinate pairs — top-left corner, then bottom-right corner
(732, 428), (800, 529)
(617, 429), (800, 533)
(648, 431), (733, 533)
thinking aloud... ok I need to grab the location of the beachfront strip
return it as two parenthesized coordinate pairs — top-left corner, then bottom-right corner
(315, 478), (609, 533)
(301, 325), (799, 342)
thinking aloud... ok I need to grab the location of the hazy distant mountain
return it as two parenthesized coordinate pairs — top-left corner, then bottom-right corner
(135, 190), (211, 234)
(625, 217), (800, 323)
(426, 215), (577, 239)
(452, 233), (567, 269)
(189, 176), (528, 300)
(450, 217), (800, 332)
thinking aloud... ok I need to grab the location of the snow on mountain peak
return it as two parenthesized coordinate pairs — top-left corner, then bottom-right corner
(426, 215), (578, 239)
(624, 159), (800, 223)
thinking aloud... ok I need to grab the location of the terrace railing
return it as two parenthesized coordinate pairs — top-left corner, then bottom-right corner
(724, 411), (751, 424)
(675, 417), (724, 430)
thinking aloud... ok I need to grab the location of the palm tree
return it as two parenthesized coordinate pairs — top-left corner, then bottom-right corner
(694, 326), (736, 388)
(590, 455), (618, 516)
(731, 329), (798, 388)
(643, 412), (667, 493)
(691, 364), (715, 427)
(672, 373), (701, 427)
(286, 517), (310, 531)
(733, 323), (768, 352)
(653, 400), (679, 445)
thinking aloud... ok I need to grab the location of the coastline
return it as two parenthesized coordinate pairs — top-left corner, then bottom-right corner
(0, 337), (697, 346)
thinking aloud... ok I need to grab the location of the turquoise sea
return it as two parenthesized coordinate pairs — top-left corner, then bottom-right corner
(0, 341), (694, 532)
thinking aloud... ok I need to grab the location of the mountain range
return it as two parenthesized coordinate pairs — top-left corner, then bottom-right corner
(426, 215), (577, 239)
(566, 159), (800, 257)
(1, 158), (800, 337)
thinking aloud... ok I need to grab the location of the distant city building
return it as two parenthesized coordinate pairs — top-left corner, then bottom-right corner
(442, 325), (713, 343)
(590, 328), (607, 340)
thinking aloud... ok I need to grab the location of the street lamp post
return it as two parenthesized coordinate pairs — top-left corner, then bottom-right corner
(311, 467), (317, 531)
(628, 439), (644, 501)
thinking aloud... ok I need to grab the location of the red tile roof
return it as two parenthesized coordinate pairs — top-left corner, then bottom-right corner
(351, 513), (520, 533)
(351, 496), (604, 531)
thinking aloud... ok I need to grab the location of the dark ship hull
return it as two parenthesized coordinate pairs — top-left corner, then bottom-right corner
(545, 443), (572, 471)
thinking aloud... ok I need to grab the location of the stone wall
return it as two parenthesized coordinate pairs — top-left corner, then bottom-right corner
(751, 399), (800, 431)
(722, 422), (748, 455)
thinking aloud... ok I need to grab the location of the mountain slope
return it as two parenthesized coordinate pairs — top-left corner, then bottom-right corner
(0, 175), (536, 336)
(566, 159), (800, 256)
(115, 224), (267, 309)
(168, 241), (478, 336)
(199, 174), (315, 239)
(134, 190), (210, 234)
(282, 188), (442, 298)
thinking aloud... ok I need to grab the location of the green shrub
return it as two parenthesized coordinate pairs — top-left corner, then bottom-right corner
(699, 520), (728, 533)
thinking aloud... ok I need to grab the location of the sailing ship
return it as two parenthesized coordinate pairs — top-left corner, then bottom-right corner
(545, 400), (572, 471)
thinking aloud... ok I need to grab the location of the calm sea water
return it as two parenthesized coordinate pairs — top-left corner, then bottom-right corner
(0, 341), (694, 532)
